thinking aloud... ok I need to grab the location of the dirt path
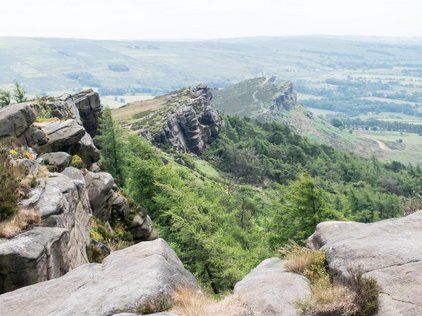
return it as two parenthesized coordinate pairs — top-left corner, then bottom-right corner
(372, 139), (389, 151)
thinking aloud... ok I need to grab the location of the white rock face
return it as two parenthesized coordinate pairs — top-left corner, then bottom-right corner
(307, 211), (422, 315)
(0, 239), (199, 316)
(234, 258), (311, 316)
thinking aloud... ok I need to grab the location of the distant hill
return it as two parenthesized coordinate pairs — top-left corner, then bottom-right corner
(212, 77), (377, 157)
(1, 36), (421, 99)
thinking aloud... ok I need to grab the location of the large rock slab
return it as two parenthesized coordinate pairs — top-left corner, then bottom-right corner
(84, 171), (115, 221)
(0, 239), (199, 316)
(13, 171), (92, 291)
(234, 258), (311, 316)
(38, 152), (72, 172)
(0, 102), (36, 138)
(72, 89), (102, 137)
(72, 132), (100, 167)
(40, 119), (85, 153)
(0, 227), (69, 294)
(307, 211), (422, 315)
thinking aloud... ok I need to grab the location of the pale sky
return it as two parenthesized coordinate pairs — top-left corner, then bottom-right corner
(1, 0), (421, 40)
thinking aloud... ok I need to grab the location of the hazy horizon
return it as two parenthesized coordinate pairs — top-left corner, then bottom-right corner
(1, 0), (422, 40)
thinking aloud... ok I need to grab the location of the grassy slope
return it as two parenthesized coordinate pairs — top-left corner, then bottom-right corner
(212, 77), (378, 159)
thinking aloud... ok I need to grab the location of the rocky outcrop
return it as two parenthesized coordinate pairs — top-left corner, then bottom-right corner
(72, 89), (102, 137)
(71, 132), (100, 167)
(0, 90), (155, 295)
(0, 227), (69, 293)
(39, 119), (85, 153)
(0, 102), (36, 138)
(37, 152), (71, 172)
(141, 85), (223, 155)
(84, 171), (115, 221)
(0, 169), (94, 294)
(0, 239), (199, 316)
(271, 81), (297, 111)
(308, 211), (422, 316)
(234, 258), (311, 315)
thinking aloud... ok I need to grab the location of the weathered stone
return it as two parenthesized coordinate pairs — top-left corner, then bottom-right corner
(0, 102), (36, 138)
(111, 192), (130, 219)
(0, 227), (69, 294)
(234, 258), (311, 316)
(21, 125), (48, 147)
(129, 214), (153, 242)
(15, 158), (40, 177)
(47, 94), (82, 124)
(89, 162), (101, 172)
(61, 166), (86, 183)
(40, 119), (85, 153)
(69, 132), (100, 167)
(141, 85), (222, 156)
(307, 211), (422, 315)
(84, 171), (115, 221)
(272, 81), (297, 110)
(38, 152), (72, 172)
(19, 172), (91, 274)
(72, 89), (102, 137)
(0, 239), (199, 316)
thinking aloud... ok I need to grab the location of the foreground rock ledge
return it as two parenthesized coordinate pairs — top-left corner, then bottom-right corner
(307, 211), (422, 316)
(0, 238), (198, 316)
(234, 258), (311, 316)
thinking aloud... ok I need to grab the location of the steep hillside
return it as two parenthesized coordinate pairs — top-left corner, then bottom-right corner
(114, 84), (222, 155)
(212, 77), (379, 158)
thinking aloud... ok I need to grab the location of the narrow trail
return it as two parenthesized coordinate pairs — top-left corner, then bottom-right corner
(372, 139), (390, 151)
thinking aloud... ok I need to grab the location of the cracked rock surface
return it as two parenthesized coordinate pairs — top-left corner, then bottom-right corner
(307, 211), (422, 315)
(0, 239), (198, 316)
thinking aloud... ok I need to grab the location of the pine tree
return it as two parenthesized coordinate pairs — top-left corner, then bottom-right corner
(270, 173), (341, 247)
(96, 106), (124, 184)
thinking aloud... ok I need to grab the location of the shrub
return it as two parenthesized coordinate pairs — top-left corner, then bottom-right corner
(71, 155), (84, 169)
(86, 244), (107, 263)
(0, 162), (20, 221)
(346, 271), (379, 316)
(281, 244), (379, 316)
(280, 242), (329, 285)
(136, 291), (172, 314)
(0, 209), (41, 238)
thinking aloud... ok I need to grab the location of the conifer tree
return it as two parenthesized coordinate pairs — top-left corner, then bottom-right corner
(96, 106), (124, 184)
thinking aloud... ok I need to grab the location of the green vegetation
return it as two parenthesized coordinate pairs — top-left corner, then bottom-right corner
(0, 89), (11, 107)
(0, 157), (20, 221)
(99, 110), (421, 294)
(206, 116), (420, 223)
(13, 82), (27, 103)
(96, 106), (124, 184)
(70, 155), (84, 169)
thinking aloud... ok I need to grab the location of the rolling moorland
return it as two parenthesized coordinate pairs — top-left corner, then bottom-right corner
(1, 35), (421, 164)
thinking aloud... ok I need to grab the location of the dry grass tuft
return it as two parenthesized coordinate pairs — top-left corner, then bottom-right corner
(170, 287), (253, 316)
(281, 243), (379, 316)
(0, 209), (41, 238)
(171, 287), (213, 316)
(298, 284), (358, 316)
